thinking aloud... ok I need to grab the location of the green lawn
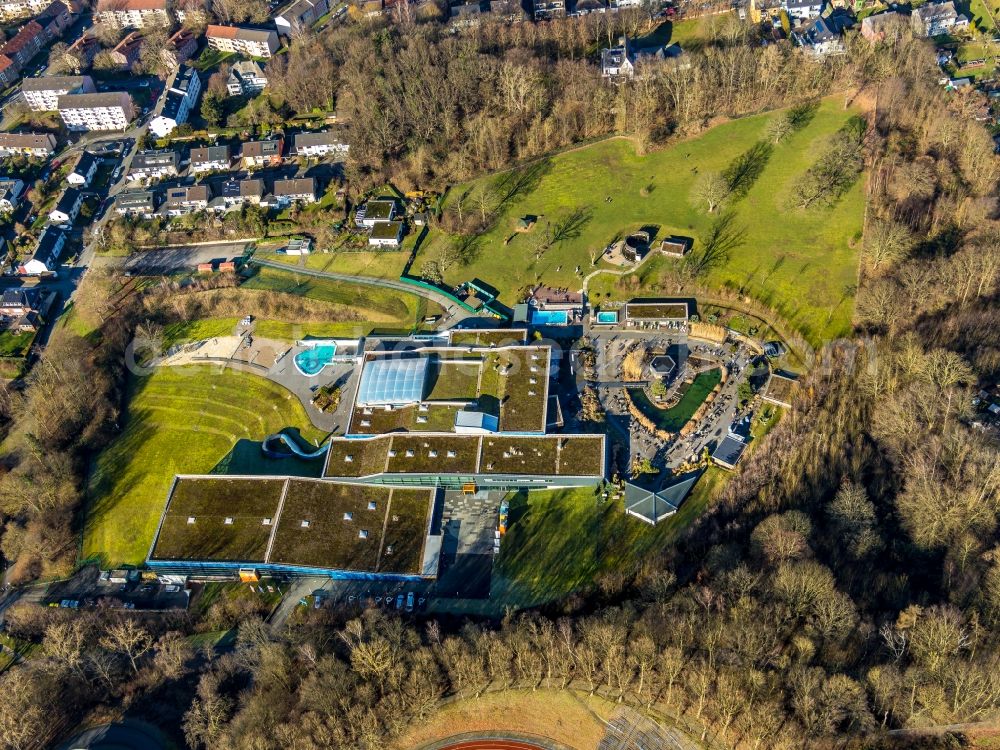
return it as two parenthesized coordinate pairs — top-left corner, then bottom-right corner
(243, 266), (440, 331)
(629, 368), (722, 433)
(257, 250), (410, 279)
(0, 329), (34, 357)
(415, 97), (864, 347)
(492, 469), (726, 608)
(162, 317), (394, 347)
(82, 367), (326, 567)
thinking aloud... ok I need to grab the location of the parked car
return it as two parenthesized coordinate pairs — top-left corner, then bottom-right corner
(405, 592), (414, 612)
(395, 594), (404, 610)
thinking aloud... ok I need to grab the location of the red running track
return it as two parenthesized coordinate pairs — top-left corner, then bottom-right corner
(436, 741), (547, 750)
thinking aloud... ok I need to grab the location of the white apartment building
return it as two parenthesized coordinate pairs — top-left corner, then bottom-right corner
(57, 91), (134, 132)
(205, 25), (280, 58)
(94, 0), (171, 28)
(0, 0), (57, 22)
(22, 74), (95, 112)
(148, 65), (201, 138)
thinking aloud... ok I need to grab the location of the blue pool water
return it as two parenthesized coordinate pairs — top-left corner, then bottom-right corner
(294, 344), (337, 376)
(596, 311), (618, 324)
(531, 309), (569, 326)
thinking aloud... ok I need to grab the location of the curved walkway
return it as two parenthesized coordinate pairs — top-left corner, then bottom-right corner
(251, 258), (471, 324)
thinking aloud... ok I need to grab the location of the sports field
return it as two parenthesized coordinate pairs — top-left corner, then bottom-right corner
(83, 367), (326, 566)
(415, 97), (864, 346)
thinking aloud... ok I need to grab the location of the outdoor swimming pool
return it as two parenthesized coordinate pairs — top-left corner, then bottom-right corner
(531, 309), (569, 326)
(294, 344), (337, 376)
(596, 311), (618, 324)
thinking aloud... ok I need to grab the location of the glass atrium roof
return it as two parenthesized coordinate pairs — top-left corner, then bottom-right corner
(356, 357), (430, 406)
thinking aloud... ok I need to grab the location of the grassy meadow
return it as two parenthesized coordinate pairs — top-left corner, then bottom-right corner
(83, 367), (326, 567)
(415, 97), (864, 346)
(492, 468), (726, 608)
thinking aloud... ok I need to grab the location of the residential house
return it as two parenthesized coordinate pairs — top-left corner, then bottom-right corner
(18, 225), (65, 275)
(57, 91), (134, 131)
(128, 149), (179, 180)
(368, 220), (403, 247)
(21, 74), (95, 111)
(240, 138), (283, 168)
(0, 57), (18, 89)
(166, 184), (211, 215)
(115, 189), (158, 218)
(0, 0), (55, 21)
(451, 2), (484, 24)
(67, 151), (98, 187)
(794, 10), (853, 56)
(110, 30), (143, 69)
(861, 10), (906, 41)
(226, 60), (267, 96)
(0, 287), (46, 331)
(489, 0), (524, 20)
(189, 144), (230, 174)
(173, 0), (207, 26)
(219, 178), (264, 208)
(782, 0), (821, 20)
(911, 1), (967, 36)
(65, 34), (100, 69)
(601, 37), (673, 79)
(205, 25), (279, 58)
(293, 130), (349, 157)
(355, 198), (396, 227)
(271, 177), (316, 206)
(162, 27), (197, 68)
(0, 177), (24, 212)
(0, 21), (47, 71)
(48, 187), (82, 224)
(35, 0), (73, 36)
(273, 0), (330, 37)
(94, 0), (171, 28)
(149, 64), (200, 137)
(532, 0), (564, 19)
(0, 131), (56, 157)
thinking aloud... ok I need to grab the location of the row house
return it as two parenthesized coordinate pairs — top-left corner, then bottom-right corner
(189, 144), (230, 174)
(166, 184), (211, 215)
(241, 138), (283, 168)
(110, 30), (143, 69)
(0, 131), (56, 157)
(18, 225), (65, 275)
(161, 27), (197, 68)
(48, 187), (82, 224)
(115, 189), (159, 218)
(219, 178), (264, 209)
(272, 177), (316, 206)
(21, 74), (94, 111)
(293, 130), (349, 157)
(128, 148), (179, 180)
(0, 177), (24, 213)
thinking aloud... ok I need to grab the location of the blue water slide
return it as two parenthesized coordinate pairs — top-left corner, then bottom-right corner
(261, 432), (329, 460)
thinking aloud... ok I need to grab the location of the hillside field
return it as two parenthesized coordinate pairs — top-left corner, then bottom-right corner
(415, 96), (865, 346)
(82, 367), (325, 567)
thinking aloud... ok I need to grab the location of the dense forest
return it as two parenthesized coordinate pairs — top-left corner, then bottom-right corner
(0, 10), (998, 750)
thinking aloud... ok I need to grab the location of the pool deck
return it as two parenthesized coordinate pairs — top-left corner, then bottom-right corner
(153, 336), (358, 434)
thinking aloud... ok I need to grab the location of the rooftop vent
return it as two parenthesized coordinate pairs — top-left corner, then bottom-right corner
(224, 517), (233, 525)
(344, 454), (353, 462)
(187, 516), (195, 524)
(359, 529), (369, 539)
(344, 512), (353, 521)
(367, 501), (377, 510)
(262, 518), (271, 526)
(301, 520), (311, 528)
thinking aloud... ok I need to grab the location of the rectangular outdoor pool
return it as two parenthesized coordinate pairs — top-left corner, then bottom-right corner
(531, 309), (569, 326)
(596, 311), (618, 324)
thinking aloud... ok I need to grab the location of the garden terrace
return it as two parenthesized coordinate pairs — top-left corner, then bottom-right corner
(324, 436), (391, 477)
(425, 360), (482, 401)
(448, 329), (528, 346)
(150, 477), (286, 562)
(554, 436), (606, 476)
(385, 435), (481, 474)
(625, 302), (689, 321)
(350, 403), (463, 434)
(480, 437), (559, 476)
(379, 489), (434, 574)
(268, 481), (408, 572)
